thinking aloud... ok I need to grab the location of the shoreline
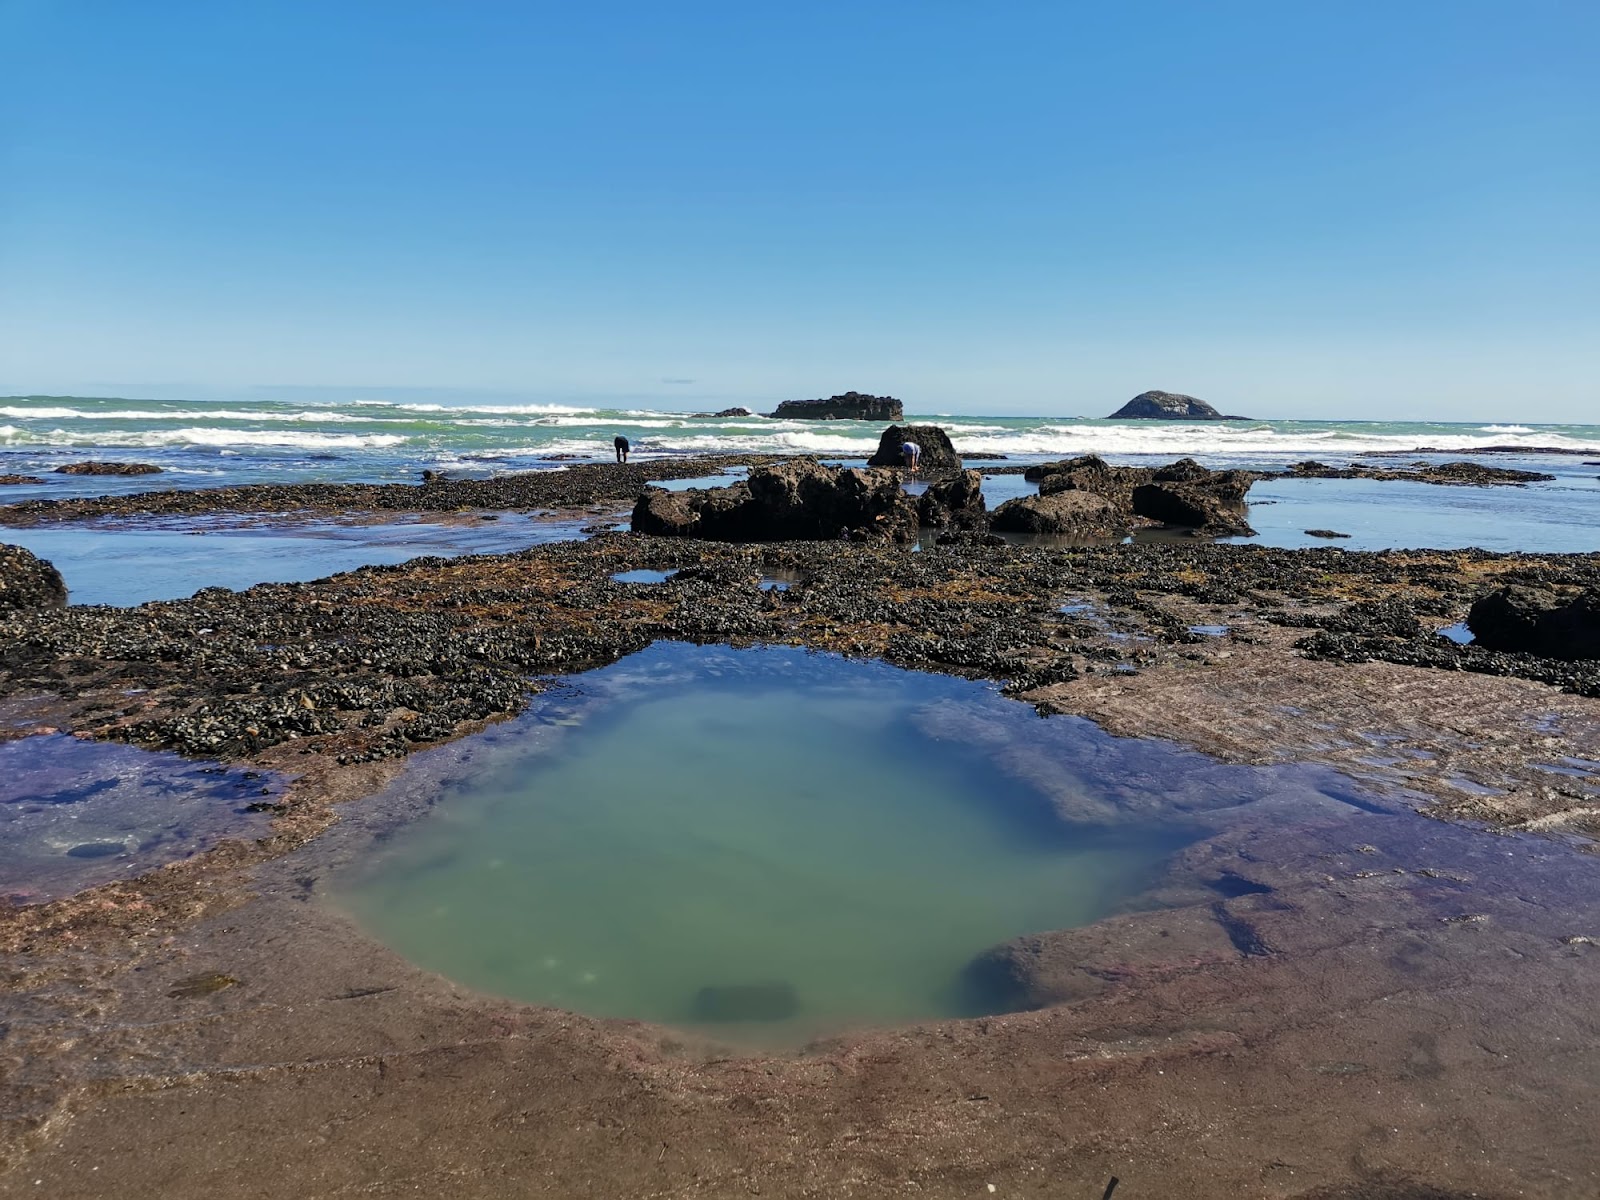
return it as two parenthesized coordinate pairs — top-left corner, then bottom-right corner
(2, 462), (1599, 1196)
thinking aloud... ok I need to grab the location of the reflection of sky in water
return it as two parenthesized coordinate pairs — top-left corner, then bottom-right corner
(977, 454), (1598, 553)
(332, 642), (1389, 1045)
(0, 734), (279, 901)
(0, 513), (588, 606)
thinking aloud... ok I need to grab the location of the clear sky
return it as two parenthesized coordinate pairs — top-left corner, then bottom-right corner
(2, 1), (1596, 420)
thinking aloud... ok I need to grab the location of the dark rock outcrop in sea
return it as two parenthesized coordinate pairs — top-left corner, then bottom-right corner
(1017, 455), (1256, 536)
(768, 392), (904, 421)
(1278, 460), (1555, 486)
(1306, 529), (1351, 539)
(1107, 390), (1250, 421)
(1467, 586), (1600, 660)
(865, 424), (963, 473)
(632, 459), (919, 543)
(0, 544), (67, 610)
(53, 461), (163, 476)
(692, 407), (755, 418)
(0, 475), (44, 486)
(916, 469), (987, 530)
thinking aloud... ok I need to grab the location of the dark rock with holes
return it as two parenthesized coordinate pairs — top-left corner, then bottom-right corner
(632, 459), (919, 543)
(768, 391), (903, 421)
(916, 469), (986, 529)
(52, 461), (163, 475)
(0, 543), (67, 610)
(1467, 586), (1600, 660)
(990, 490), (1126, 536)
(1107, 390), (1250, 420)
(866, 424), (963, 474)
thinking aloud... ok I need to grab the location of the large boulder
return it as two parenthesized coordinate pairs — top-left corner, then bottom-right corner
(916, 469), (986, 529)
(0, 544), (67, 611)
(53, 461), (163, 475)
(866, 424), (963, 473)
(989, 490), (1126, 536)
(768, 392), (904, 421)
(1023, 455), (1256, 535)
(1106, 391), (1250, 421)
(1036, 456), (1152, 509)
(1467, 586), (1600, 660)
(1131, 482), (1255, 536)
(632, 459), (919, 543)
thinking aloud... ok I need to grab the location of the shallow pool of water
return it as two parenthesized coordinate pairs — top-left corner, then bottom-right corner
(0, 734), (280, 901)
(331, 643), (1386, 1043)
(0, 513), (588, 607)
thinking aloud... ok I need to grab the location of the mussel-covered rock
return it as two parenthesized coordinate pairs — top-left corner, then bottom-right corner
(1132, 481), (1255, 536)
(989, 490), (1125, 536)
(53, 461), (163, 475)
(632, 459), (919, 543)
(916, 468), (986, 529)
(1468, 586), (1600, 660)
(0, 543), (67, 610)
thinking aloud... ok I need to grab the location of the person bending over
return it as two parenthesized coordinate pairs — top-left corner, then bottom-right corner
(614, 435), (630, 464)
(900, 439), (921, 473)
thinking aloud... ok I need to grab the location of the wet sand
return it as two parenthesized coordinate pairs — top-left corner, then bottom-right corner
(2, 480), (1599, 1197)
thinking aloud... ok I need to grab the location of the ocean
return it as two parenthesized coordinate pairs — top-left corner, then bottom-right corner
(2, 394), (1597, 606)
(4, 395), (1600, 488)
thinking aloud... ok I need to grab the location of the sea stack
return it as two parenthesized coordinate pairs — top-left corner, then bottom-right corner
(768, 392), (904, 421)
(1107, 391), (1250, 421)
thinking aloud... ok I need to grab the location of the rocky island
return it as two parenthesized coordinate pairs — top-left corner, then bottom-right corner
(768, 391), (903, 421)
(1107, 390), (1251, 420)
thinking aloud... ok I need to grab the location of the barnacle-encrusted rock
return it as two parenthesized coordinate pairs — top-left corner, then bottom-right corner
(0, 543), (67, 610)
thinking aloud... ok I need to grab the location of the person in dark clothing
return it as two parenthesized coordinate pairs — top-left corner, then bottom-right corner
(614, 435), (630, 464)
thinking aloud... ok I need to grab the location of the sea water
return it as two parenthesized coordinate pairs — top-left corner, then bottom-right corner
(331, 643), (1377, 1043)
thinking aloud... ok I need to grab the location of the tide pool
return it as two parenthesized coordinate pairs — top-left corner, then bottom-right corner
(331, 643), (1377, 1043)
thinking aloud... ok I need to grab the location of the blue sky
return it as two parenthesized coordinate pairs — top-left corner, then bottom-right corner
(2, 1), (1596, 419)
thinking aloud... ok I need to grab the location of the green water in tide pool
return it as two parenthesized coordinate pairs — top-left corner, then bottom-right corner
(332, 643), (1374, 1043)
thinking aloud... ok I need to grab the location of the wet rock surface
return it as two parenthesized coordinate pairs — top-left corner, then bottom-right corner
(1277, 459), (1557, 486)
(865, 423), (963, 473)
(767, 391), (903, 421)
(1019, 455), (1257, 535)
(632, 459), (919, 543)
(0, 545), (66, 611)
(0, 476), (43, 486)
(51, 461), (163, 476)
(2, 521), (1600, 1196)
(916, 468), (987, 529)
(990, 488), (1127, 535)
